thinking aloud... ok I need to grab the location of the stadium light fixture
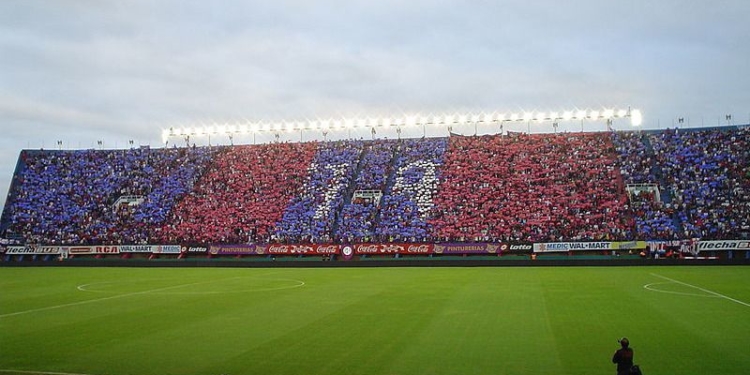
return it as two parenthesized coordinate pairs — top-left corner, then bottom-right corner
(159, 106), (643, 144)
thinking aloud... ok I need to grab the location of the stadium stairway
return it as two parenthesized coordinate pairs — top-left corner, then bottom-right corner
(330, 145), (369, 238)
(371, 141), (402, 229)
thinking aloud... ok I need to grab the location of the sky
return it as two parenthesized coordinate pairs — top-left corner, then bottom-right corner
(1, 0), (749, 210)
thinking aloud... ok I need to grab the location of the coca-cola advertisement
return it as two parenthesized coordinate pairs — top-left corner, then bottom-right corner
(354, 243), (434, 255)
(255, 244), (341, 255)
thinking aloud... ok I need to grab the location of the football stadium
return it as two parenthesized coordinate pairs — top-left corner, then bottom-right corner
(2, 2), (750, 375)
(1, 112), (749, 375)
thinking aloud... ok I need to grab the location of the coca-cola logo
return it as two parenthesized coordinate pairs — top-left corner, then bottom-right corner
(407, 244), (431, 253)
(356, 245), (380, 254)
(316, 245), (339, 254)
(268, 245), (290, 254)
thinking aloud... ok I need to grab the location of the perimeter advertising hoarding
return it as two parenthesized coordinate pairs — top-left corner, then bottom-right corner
(354, 243), (433, 255)
(696, 240), (750, 251)
(4, 245), (60, 255)
(533, 241), (648, 253)
(256, 244), (340, 255)
(151, 245), (181, 254)
(433, 243), (503, 254)
(119, 245), (152, 253)
(208, 244), (259, 255)
(67, 246), (120, 255)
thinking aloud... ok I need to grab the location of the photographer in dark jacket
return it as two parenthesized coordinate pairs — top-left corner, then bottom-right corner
(612, 337), (634, 375)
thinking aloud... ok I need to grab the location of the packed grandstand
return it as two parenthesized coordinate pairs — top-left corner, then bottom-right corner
(0, 126), (748, 259)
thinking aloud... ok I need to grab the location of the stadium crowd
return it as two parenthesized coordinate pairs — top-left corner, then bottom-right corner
(611, 131), (680, 240)
(153, 142), (317, 244)
(2, 127), (748, 246)
(650, 128), (750, 239)
(4, 147), (216, 245)
(272, 140), (363, 243)
(430, 133), (631, 242)
(375, 138), (447, 242)
(336, 140), (397, 242)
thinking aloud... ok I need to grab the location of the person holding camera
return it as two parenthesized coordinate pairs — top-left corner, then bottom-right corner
(612, 337), (634, 375)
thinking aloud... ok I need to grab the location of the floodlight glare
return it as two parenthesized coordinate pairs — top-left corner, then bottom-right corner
(617, 109), (627, 118)
(510, 113), (519, 121)
(562, 111), (573, 121)
(589, 110), (599, 119)
(631, 109), (643, 126)
(576, 110), (587, 119)
(603, 109), (614, 119)
(536, 112), (546, 120)
(523, 112), (533, 122)
(549, 112), (558, 120)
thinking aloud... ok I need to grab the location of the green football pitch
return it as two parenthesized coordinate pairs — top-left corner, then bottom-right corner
(1, 266), (748, 375)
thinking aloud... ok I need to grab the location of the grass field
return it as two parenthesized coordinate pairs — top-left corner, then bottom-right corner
(1, 266), (748, 375)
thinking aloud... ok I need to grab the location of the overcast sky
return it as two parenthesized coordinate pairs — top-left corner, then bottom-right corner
(1, 0), (749, 210)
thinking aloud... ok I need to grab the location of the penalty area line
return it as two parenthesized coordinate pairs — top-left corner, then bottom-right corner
(650, 273), (750, 308)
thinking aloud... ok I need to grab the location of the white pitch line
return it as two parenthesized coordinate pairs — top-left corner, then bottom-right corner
(0, 369), (96, 375)
(650, 273), (750, 308)
(0, 280), (213, 319)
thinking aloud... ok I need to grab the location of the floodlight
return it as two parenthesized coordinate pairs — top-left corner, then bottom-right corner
(631, 109), (643, 126)
(549, 112), (558, 120)
(523, 112), (533, 122)
(536, 112), (546, 120)
(617, 109), (627, 118)
(510, 113), (519, 121)
(321, 120), (330, 129)
(459, 115), (467, 124)
(345, 119), (354, 128)
(357, 118), (366, 128)
(576, 110), (587, 119)
(239, 124), (248, 134)
(217, 125), (226, 134)
(603, 109), (614, 118)
(562, 111), (573, 121)
(471, 114), (480, 123)
(589, 110), (599, 119)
